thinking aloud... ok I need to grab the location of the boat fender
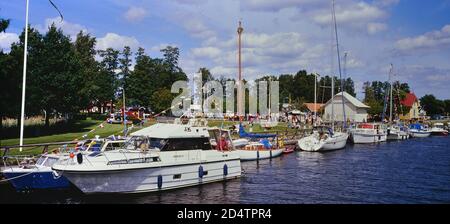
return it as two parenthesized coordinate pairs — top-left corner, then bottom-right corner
(157, 175), (163, 189)
(257, 150), (260, 160)
(77, 153), (83, 164)
(223, 164), (228, 176)
(199, 165), (204, 178)
(270, 149), (272, 159)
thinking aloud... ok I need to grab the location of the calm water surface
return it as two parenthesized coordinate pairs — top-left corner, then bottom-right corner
(1, 136), (449, 204)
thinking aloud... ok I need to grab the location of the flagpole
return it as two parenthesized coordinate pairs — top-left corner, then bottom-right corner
(19, 0), (30, 151)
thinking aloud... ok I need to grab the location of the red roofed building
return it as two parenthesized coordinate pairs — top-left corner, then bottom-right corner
(303, 103), (324, 113)
(399, 92), (421, 120)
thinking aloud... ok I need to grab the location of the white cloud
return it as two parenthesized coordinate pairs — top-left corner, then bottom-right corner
(312, 2), (386, 26)
(124, 6), (148, 22)
(395, 24), (450, 52)
(96, 33), (140, 51)
(39, 17), (88, 40)
(191, 47), (222, 59)
(0, 32), (19, 52)
(367, 22), (387, 34)
(241, 0), (324, 12)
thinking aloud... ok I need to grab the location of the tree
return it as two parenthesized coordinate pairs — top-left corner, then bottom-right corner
(97, 48), (120, 112)
(126, 48), (154, 107)
(0, 18), (9, 33)
(420, 94), (444, 117)
(151, 88), (174, 113)
(161, 46), (180, 73)
(199, 67), (213, 84)
(119, 46), (132, 89)
(73, 31), (99, 109)
(25, 25), (83, 126)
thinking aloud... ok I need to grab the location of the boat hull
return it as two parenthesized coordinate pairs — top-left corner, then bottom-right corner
(238, 149), (283, 161)
(410, 131), (431, 138)
(56, 159), (241, 194)
(351, 133), (387, 144)
(430, 131), (448, 136)
(2, 170), (70, 191)
(322, 133), (348, 151)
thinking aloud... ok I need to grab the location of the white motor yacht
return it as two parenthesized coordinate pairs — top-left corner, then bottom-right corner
(52, 122), (241, 194)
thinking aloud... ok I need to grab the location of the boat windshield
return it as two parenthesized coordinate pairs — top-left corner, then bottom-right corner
(123, 136), (167, 151)
(36, 156), (46, 166)
(42, 157), (58, 167)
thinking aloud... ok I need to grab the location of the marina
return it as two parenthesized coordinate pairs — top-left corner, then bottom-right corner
(1, 0), (450, 206)
(1, 134), (449, 204)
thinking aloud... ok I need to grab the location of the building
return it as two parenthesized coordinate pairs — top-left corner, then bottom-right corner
(323, 91), (370, 122)
(399, 92), (423, 120)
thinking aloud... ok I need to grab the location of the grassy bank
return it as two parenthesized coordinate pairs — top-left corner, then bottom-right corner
(1, 118), (302, 156)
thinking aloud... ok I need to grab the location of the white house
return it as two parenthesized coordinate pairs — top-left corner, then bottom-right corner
(323, 91), (370, 123)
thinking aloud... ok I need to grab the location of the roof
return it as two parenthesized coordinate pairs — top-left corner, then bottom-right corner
(130, 123), (209, 138)
(304, 103), (324, 112)
(400, 93), (417, 107)
(325, 91), (370, 108)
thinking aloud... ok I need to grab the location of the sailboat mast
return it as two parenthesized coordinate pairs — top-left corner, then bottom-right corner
(332, 0), (346, 130)
(389, 64), (393, 123)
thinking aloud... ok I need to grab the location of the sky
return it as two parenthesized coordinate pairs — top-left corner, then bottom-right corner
(1, 0), (450, 100)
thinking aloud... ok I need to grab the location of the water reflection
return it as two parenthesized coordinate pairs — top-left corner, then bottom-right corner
(1, 137), (449, 204)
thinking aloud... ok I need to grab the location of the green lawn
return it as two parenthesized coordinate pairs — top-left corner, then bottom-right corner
(1, 118), (299, 156)
(1, 119), (156, 155)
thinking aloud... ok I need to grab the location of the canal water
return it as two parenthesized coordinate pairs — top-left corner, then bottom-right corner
(1, 136), (449, 204)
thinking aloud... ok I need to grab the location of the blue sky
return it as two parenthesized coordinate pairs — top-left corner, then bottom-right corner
(1, 0), (450, 100)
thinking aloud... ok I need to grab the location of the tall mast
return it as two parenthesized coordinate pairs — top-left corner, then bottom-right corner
(332, 0), (346, 130)
(237, 21), (244, 118)
(389, 64), (393, 123)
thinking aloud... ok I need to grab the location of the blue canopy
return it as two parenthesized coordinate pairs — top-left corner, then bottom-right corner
(409, 123), (424, 130)
(239, 124), (277, 139)
(259, 139), (272, 149)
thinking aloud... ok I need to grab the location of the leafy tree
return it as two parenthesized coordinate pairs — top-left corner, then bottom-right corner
(151, 88), (174, 113)
(199, 67), (213, 84)
(26, 25), (83, 126)
(97, 48), (120, 111)
(161, 46), (180, 73)
(73, 31), (99, 109)
(119, 46), (132, 89)
(420, 94), (444, 117)
(0, 18), (9, 33)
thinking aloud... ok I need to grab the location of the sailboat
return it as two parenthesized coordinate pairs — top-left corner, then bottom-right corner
(385, 64), (409, 140)
(298, 0), (348, 151)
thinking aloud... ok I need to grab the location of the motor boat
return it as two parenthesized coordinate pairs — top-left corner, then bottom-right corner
(387, 124), (410, 140)
(350, 123), (387, 144)
(430, 123), (448, 136)
(235, 140), (283, 161)
(2, 138), (126, 191)
(2, 154), (70, 191)
(409, 123), (431, 138)
(52, 122), (241, 194)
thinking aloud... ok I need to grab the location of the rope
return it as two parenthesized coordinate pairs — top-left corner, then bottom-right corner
(0, 170), (36, 183)
(48, 0), (64, 22)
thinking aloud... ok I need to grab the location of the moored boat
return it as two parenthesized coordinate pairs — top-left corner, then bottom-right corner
(52, 122), (242, 194)
(350, 123), (387, 144)
(387, 124), (409, 140)
(409, 123), (431, 138)
(430, 123), (448, 136)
